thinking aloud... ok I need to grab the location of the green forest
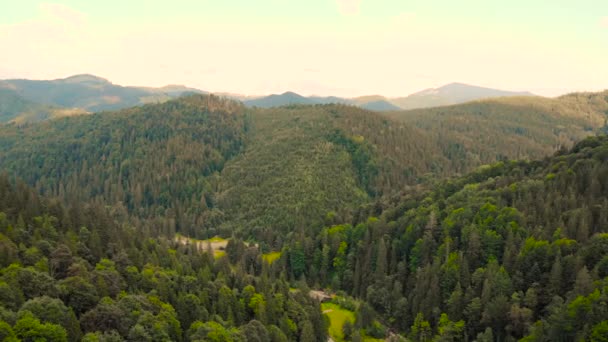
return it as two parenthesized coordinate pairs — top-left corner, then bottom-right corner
(0, 92), (607, 341)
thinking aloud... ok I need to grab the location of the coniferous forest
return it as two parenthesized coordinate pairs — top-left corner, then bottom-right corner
(0, 90), (607, 341)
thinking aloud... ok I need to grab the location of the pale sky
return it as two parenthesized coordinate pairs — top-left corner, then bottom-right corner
(1, 0), (607, 97)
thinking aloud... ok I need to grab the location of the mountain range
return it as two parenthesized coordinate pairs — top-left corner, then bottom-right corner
(0, 74), (205, 123)
(0, 74), (536, 123)
(242, 83), (532, 110)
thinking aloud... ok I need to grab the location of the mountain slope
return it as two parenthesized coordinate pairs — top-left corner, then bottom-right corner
(0, 96), (448, 241)
(0, 88), (52, 122)
(217, 104), (448, 240)
(280, 134), (608, 341)
(386, 92), (608, 174)
(1, 74), (206, 112)
(391, 83), (533, 109)
(1, 94), (433, 240)
(0, 95), (248, 238)
(0, 88), (86, 123)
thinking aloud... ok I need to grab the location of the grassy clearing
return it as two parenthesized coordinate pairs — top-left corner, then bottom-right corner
(262, 251), (281, 264)
(208, 236), (227, 243)
(321, 302), (355, 342)
(175, 234), (229, 255)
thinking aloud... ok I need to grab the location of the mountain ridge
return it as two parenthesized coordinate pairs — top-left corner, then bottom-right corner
(391, 82), (534, 109)
(1, 75), (542, 118)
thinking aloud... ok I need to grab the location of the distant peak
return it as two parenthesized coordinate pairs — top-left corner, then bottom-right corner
(440, 82), (471, 89)
(60, 74), (111, 84)
(280, 91), (302, 97)
(160, 84), (188, 89)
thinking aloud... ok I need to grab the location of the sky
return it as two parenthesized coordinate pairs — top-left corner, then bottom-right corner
(0, 0), (607, 97)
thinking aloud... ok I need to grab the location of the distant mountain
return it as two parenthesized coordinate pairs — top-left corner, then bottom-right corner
(0, 76), (540, 117)
(345, 94), (399, 111)
(242, 84), (534, 111)
(138, 84), (206, 97)
(390, 82), (534, 109)
(359, 100), (401, 111)
(243, 92), (398, 111)
(0, 74), (207, 113)
(308, 95), (352, 105)
(243, 91), (318, 107)
(351, 95), (388, 104)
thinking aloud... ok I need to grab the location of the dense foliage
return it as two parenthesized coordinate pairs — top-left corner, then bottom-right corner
(280, 135), (608, 340)
(0, 95), (248, 238)
(0, 175), (326, 341)
(0, 96), (459, 242)
(389, 92), (608, 175)
(217, 104), (446, 242)
(1, 92), (608, 340)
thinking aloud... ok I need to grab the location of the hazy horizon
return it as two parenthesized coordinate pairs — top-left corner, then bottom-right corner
(1, 0), (607, 97)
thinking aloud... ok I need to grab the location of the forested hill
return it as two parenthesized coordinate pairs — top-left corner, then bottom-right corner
(0, 96), (448, 241)
(0, 95), (249, 238)
(278, 135), (608, 340)
(1, 92), (607, 244)
(387, 91), (608, 174)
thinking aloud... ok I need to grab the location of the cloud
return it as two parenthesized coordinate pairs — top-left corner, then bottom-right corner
(601, 16), (608, 28)
(336, 0), (361, 15)
(390, 12), (416, 30)
(39, 3), (87, 27)
(0, 3), (106, 81)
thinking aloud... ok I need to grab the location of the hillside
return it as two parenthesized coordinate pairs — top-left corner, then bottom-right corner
(279, 135), (608, 341)
(386, 92), (608, 174)
(0, 95), (248, 238)
(0, 95), (464, 243)
(0, 88), (86, 124)
(216, 104), (448, 242)
(0, 74), (206, 113)
(0, 88), (53, 123)
(2, 95), (437, 241)
(390, 83), (534, 109)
